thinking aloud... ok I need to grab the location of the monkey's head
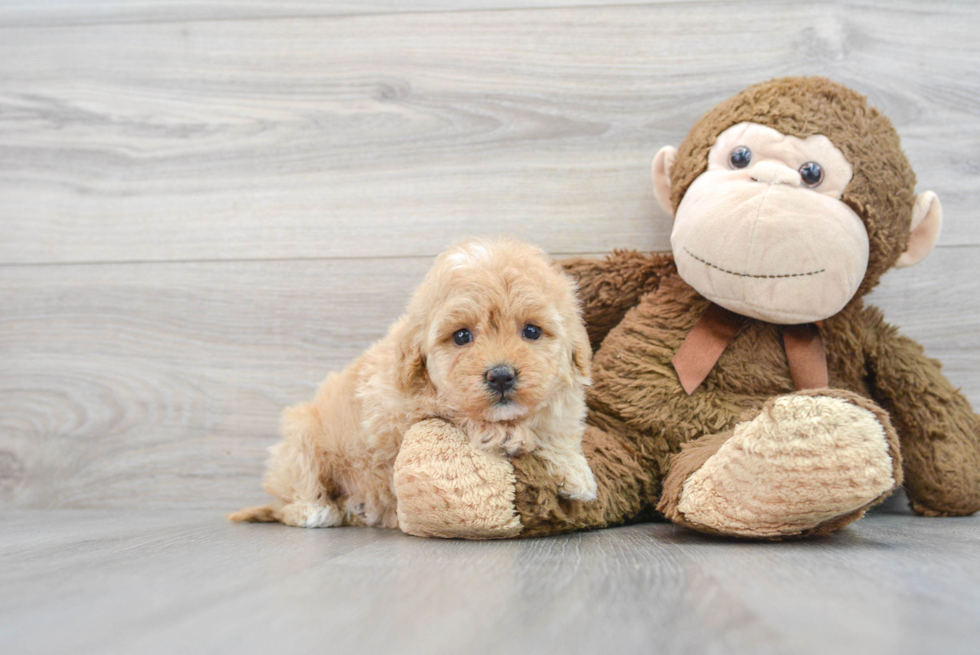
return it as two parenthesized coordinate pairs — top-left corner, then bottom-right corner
(653, 76), (942, 324)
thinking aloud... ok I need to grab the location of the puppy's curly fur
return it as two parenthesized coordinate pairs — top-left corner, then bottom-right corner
(229, 237), (596, 528)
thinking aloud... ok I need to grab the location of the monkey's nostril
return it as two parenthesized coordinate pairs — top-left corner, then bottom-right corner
(485, 365), (517, 393)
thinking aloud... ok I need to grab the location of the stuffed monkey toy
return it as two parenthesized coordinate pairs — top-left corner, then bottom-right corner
(393, 77), (980, 539)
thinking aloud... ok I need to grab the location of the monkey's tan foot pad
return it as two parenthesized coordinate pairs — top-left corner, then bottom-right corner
(394, 419), (523, 539)
(662, 391), (901, 539)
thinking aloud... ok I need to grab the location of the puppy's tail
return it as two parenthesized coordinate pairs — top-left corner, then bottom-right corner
(226, 503), (284, 523)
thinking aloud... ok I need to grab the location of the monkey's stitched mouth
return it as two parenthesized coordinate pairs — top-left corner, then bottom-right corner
(683, 247), (825, 279)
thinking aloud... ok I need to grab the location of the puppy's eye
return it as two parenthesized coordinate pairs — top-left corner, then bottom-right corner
(522, 324), (542, 341)
(452, 328), (472, 346)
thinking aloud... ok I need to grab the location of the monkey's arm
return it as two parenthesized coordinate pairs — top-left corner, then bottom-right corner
(863, 311), (980, 516)
(559, 250), (675, 350)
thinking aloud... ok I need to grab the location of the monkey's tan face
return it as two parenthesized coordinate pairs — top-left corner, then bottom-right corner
(668, 122), (869, 324)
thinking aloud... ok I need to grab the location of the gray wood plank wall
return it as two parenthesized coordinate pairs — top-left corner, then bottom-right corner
(2, 0), (979, 510)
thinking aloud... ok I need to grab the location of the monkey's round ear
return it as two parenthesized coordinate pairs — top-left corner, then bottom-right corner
(895, 191), (943, 268)
(652, 146), (677, 217)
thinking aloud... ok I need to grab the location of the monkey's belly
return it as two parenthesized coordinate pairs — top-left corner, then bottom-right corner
(588, 286), (802, 456)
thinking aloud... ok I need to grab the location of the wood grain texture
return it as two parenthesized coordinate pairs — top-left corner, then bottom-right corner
(1, 0), (968, 29)
(1, 1), (980, 265)
(1, 249), (977, 510)
(1, 510), (979, 655)
(0, 257), (430, 509)
(0, 0), (702, 28)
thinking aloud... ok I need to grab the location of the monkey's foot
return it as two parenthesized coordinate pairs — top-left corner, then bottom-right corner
(394, 419), (522, 539)
(658, 390), (902, 539)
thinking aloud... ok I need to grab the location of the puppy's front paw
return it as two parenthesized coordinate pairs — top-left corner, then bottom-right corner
(556, 455), (598, 501)
(473, 423), (536, 456)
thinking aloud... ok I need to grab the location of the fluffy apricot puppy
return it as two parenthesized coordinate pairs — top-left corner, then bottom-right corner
(229, 237), (596, 529)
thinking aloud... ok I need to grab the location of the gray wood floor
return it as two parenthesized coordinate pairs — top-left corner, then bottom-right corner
(3, 499), (980, 655)
(3, 1), (980, 653)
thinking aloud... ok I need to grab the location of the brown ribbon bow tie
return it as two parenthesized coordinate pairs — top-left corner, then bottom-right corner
(671, 303), (829, 395)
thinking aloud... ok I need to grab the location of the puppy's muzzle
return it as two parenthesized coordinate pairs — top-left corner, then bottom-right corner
(485, 365), (517, 396)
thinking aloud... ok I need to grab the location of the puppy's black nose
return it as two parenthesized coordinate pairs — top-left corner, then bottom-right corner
(485, 365), (517, 394)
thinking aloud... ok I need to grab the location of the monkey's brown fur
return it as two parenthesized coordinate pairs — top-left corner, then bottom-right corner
(501, 77), (980, 537)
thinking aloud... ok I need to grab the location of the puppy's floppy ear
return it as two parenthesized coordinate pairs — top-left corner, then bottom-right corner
(393, 316), (429, 394)
(563, 297), (592, 380)
(555, 264), (592, 381)
(570, 319), (592, 380)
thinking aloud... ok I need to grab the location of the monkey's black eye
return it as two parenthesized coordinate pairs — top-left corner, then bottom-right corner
(729, 146), (752, 169)
(522, 324), (542, 341)
(799, 161), (824, 187)
(452, 328), (473, 346)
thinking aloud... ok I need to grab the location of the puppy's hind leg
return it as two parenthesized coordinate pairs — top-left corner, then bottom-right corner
(229, 401), (344, 528)
(227, 499), (342, 528)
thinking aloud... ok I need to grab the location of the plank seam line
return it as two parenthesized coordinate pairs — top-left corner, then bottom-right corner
(0, 244), (970, 269)
(0, 2), (712, 31)
(0, 251), (618, 268)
